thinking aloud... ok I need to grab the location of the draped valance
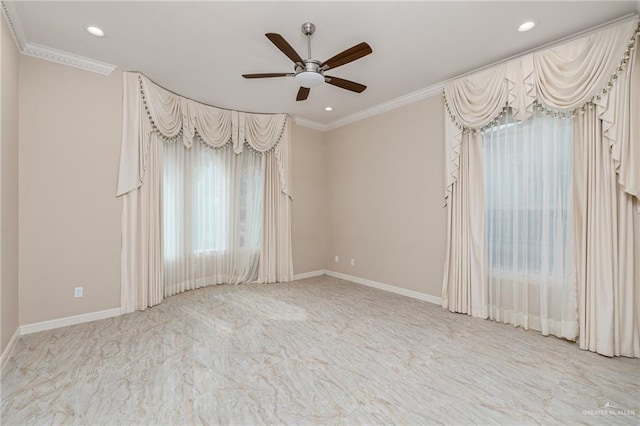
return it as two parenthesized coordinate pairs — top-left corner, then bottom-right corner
(444, 18), (640, 202)
(116, 72), (290, 198)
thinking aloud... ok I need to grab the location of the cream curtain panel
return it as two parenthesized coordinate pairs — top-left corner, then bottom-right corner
(442, 18), (640, 357)
(117, 73), (293, 314)
(573, 35), (640, 357)
(441, 118), (487, 318)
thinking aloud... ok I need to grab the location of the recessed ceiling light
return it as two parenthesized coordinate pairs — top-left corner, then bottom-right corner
(518, 21), (536, 32)
(86, 26), (105, 37)
(324, 106), (333, 112)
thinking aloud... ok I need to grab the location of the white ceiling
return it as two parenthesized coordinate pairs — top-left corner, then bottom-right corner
(7, 1), (640, 126)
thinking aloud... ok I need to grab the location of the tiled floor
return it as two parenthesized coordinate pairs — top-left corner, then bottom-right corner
(2, 276), (638, 424)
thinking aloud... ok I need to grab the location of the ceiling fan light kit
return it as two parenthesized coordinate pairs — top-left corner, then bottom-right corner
(295, 22), (323, 88)
(295, 69), (325, 88)
(242, 22), (372, 101)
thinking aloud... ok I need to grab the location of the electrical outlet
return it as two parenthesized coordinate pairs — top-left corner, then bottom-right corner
(350, 258), (355, 266)
(74, 287), (83, 298)
(334, 256), (339, 263)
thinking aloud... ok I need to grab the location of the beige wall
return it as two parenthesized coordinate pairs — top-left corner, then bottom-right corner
(19, 56), (123, 325)
(1, 15), (20, 352)
(325, 97), (446, 298)
(14, 54), (445, 324)
(16, 57), (331, 324)
(291, 123), (327, 275)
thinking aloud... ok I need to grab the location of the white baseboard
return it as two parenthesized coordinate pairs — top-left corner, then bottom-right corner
(13, 271), (439, 336)
(326, 270), (442, 305)
(19, 307), (122, 335)
(293, 270), (327, 280)
(1, 328), (19, 371)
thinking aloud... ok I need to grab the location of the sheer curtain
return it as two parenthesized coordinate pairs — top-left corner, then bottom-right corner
(163, 139), (264, 297)
(118, 73), (293, 313)
(483, 110), (578, 340)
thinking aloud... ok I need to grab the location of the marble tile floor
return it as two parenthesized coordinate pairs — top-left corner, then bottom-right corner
(1, 276), (639, 425)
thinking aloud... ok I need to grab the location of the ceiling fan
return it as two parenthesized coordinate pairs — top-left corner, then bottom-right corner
(242, 22), (372, 101)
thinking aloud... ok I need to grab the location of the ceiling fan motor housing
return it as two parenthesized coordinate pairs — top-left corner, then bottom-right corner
(296, 60), (322, 74)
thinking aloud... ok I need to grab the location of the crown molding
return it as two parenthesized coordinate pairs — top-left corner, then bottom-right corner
(4, 1), (636, 129)
(293, 117), (327, 132)
(2, 0), (26, 50)
(294, 82), (443, 133)
(324, 83), (443, 131)
(1, 1), (117, 75)
(22, 42), (117, 75)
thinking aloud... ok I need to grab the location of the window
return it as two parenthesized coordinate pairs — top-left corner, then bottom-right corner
(162, 141), (263, 262)
(483, 111), (573, 279)
(192, 155), (227, 253)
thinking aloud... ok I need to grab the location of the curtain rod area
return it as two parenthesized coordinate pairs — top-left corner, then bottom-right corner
(443, 13), (638, 86)
(128, 71), (290, 117)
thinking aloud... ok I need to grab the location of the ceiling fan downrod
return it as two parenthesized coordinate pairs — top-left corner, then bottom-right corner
(301, 22), (315, 60)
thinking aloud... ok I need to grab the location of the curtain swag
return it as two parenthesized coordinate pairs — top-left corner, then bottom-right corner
(116, 73), (291, 199)
(444, 18), (640, 202)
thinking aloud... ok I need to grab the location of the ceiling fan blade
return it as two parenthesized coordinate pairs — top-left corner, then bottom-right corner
(321, 42), (372, 70)
(296, 87), (310, 101)
(242, 73), (293, 79)
(265, 33), (304, 64)
(325, 76), (367, 93)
